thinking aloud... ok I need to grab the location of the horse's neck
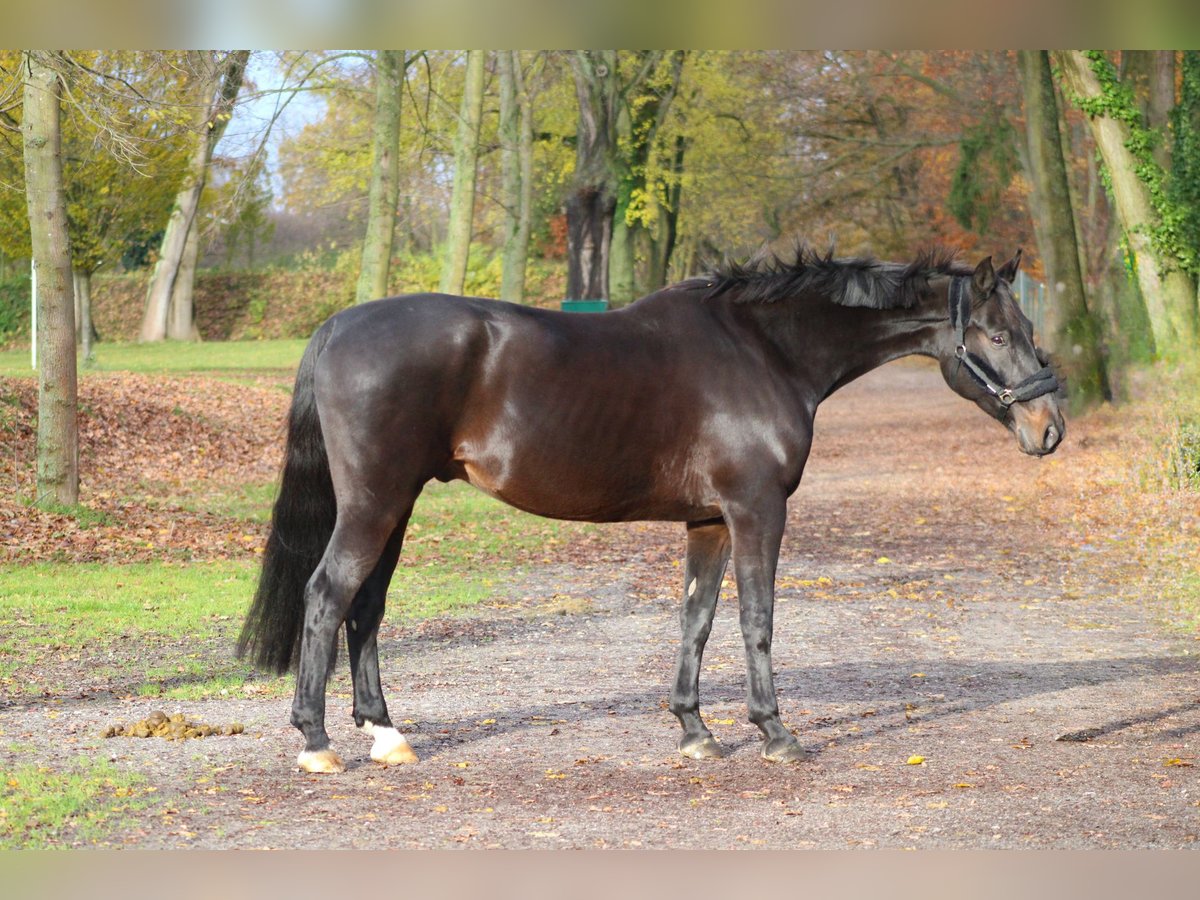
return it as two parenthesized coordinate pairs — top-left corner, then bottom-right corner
(821, 289), (948, 397)
(735, 287), (948, 400)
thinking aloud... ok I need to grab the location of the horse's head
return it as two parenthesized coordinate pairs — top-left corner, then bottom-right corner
(937, 251), (1065, 457)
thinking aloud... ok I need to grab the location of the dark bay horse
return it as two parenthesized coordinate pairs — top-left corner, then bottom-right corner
(237, 247), (1064, 774)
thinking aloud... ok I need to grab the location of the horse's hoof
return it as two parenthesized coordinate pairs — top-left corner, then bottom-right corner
(368, 727), (419, 766)
(679, 735), (724, 759)
(761, 737), (808, 764)
(297, 748), (346, 774)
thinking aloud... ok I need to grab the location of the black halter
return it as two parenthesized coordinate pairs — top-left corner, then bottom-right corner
(949, 277), (1059, 408)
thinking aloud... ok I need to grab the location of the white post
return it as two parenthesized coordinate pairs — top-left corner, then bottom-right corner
(30, 257), (37, 370)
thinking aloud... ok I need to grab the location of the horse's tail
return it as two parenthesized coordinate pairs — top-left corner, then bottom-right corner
(236, 323), (337, 674)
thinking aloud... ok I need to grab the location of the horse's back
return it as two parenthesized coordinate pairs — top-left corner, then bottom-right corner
(307, 292), (732, 522)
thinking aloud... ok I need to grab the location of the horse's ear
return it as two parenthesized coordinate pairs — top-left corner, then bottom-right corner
(996, 248), (1023, 282)
(971, 256), (996, 300)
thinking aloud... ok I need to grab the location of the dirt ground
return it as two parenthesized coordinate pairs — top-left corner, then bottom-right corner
(4, 358), (1200, 849)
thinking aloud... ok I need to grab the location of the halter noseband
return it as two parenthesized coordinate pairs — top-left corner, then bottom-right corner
(948, 276), (1059, 408)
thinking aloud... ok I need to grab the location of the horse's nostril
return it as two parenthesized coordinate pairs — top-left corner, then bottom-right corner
(1044, 425), (1059, 450)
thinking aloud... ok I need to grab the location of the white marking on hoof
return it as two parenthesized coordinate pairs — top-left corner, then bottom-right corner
(360, 722), (419, 766)
(297, 748), (346, 774)
(687, 578), (697, 597)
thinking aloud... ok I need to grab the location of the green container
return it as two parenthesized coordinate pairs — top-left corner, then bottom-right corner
(560, 299), (608, 313)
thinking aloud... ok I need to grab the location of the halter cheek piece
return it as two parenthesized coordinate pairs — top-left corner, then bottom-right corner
(948, 277), (1059, 408)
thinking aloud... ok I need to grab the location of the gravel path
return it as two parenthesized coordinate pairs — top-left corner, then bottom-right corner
(5, 359), (1198, 848)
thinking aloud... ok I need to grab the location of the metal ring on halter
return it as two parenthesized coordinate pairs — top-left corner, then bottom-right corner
(955, 344), (966, 359)
(998, 388), (1015, 406)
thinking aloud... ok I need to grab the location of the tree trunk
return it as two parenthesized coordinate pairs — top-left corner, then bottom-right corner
(1150, 52), (1176, 136)
(1058, 81), (1152, 372)
(1017, 50), (1111, 405)
(1172, 52), (1200, 322)
(1121, 51), (1176, 171)
(567, 51), (620, 301)
(139, 50), (248, 341)
(648, 133), (687, 289)
(608, 97), (638, 306)
(73, 270), (82, 343)
(499, 51), (533, 303)
(1058, 50), (1199, 359)
(356, 49), (403, 304)
(76, 269), (95, 361)
(677, 232), (699, 280)
(22, 51), (78, 507)
(167, 224), (201, 340)
(606, 51), (684, 305)
(566, 187), (614, 301)
(439, 50), (486, 296)
(1012, 112), (1053, 278)
(608, 178), (636, 305)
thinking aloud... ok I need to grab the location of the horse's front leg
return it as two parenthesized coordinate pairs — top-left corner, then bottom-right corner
(727, 494), (806, 763)
(670, 518), (732, 759)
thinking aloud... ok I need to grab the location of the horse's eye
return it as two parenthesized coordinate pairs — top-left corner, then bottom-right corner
(990, 333), (1007, 347)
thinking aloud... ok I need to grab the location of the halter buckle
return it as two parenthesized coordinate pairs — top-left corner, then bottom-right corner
(955, 344), (966, 360)
(997, 388), (1015, 406)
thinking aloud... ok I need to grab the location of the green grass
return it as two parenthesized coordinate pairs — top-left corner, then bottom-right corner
(0, 758), (153, 848)
(404, 480), (580, 564)
(0, 561), (257, 646)
(388, 568), (501, 621)
(1180, 572), (1200, 629)
(20, 501), (114, 529)
(0, 562), (259, 696)
(155, 672), (293, 701)
(0, 484), (591, 694)
(157, 478), (279, 524)
(389, 480), (590, 619)
(0, 338), (307, 378)
(1149, 363), (1200, 491)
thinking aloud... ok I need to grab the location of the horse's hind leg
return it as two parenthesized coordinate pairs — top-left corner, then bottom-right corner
(669, 519), (731, 759)
(292, 509), (398, 774)
(345, 515), (419, 766)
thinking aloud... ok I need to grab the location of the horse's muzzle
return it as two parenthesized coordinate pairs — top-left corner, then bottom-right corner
(1013, 406), (1065, 457)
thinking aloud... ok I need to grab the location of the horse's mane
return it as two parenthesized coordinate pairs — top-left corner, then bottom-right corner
(686, 244), (974, 310)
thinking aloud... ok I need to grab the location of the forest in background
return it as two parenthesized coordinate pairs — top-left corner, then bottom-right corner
(3, 50), (1200, 508)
